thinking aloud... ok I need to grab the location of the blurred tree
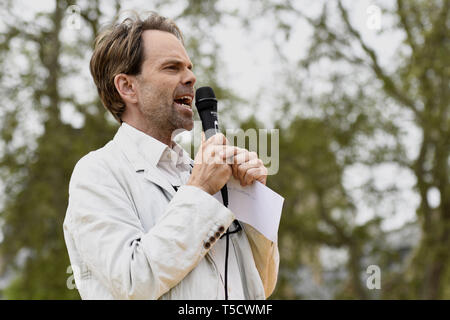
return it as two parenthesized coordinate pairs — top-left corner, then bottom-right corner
(238, 109), (383, 300)
(0, 0), (120, 299)
(2, 0), (446, 301)
(0, 0), (239, 299)
(256, 0), (449, 299)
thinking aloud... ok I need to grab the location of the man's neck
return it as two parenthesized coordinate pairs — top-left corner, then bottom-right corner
(123, 121), (174, 148)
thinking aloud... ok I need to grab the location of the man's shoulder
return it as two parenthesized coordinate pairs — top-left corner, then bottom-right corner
(71, 138), (126, 181)
(76, 140), (115, 167)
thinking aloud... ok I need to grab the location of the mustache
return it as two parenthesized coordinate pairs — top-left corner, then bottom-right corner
(174, 86), (194, 98)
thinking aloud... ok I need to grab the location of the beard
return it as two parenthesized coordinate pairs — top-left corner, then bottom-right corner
(138, 82), (194, 135)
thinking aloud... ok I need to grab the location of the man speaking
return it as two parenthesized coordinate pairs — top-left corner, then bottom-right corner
(63, 12), (279, 300)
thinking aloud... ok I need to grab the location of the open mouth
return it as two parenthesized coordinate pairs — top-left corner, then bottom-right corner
(174, 95), (193, 109)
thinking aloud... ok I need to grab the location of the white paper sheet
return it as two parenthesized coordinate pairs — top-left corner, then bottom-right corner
(213, 178), (284, 242)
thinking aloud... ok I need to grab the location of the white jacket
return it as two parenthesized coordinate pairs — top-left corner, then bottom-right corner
(63, 125), (279, 299)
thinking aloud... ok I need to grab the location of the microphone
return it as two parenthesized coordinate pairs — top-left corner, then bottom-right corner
(195, 86), (220, 140)
(195, 86), (228, 207)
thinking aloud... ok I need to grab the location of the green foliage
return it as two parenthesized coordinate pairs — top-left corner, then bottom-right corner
(0, 0), (118, 299)
(258, 0), (449, 299)
(0, 0), (238, 299)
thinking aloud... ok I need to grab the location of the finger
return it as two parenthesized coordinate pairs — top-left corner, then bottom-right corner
(194, 132), (206, 165)
(201, 132), (214, 151)
(230, 148), (245, 175)
(243, 167), (259, 186)
(203, 145), (236, 165)
(233, 150), (258, 165)
(203, 132), (223, 149)
(232, 148), (249, 165)
(201, 134), (223, 161)
(214, 145), (238, 161)
(232, 162), (239, 179)
(224, 146), (240, 164)
(198, 132), (205, 152)
(238, 158), (261, 171)
(234, 153), (248, 166)
(203, 133), (215, 147)
(224, 164), (233, 179)
(243, 167), (266, 186)
(210, 133), (227, 146)
(236, 158), (260, 184)
(259, 166), (268, 185)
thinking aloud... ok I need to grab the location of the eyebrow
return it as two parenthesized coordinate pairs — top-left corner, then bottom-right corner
(161, 59), (193, 69)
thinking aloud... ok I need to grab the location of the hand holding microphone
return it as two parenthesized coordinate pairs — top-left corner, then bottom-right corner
(186, 132), (235, 195)
(187, 86), (268, 196)
(231, 147), (268, 187)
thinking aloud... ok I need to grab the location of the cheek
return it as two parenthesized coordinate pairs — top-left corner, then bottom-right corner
(137, 74), (177, 107)
(139, 83), (162, 104)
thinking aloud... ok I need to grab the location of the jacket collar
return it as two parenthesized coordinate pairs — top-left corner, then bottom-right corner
(113, 123), (193, 198)
(123, 122), (167, 167)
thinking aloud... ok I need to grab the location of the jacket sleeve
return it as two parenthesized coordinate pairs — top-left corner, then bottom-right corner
(64, 155), (235, 299)
(242, 223), (280, 298)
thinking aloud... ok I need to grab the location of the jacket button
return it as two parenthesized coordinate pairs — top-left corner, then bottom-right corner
(204, 241), (211, 249)
(218, 226), (225, 233)
(215, 231), (221, 238)
(209, 236), (216, 243)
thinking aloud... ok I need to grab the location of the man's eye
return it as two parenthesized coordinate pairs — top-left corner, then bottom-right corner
(166, 65), (178, 70)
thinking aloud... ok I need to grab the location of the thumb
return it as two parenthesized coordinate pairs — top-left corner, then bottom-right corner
(199, 131), (207, 151)
(201, 131), (205, 144)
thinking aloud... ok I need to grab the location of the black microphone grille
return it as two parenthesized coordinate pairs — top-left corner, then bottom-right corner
(195, 86), (217, 109)
(196, 86), (216, 100)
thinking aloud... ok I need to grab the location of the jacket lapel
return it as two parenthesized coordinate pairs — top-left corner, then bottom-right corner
(113, 125), (177, 198)
(144, 165), (177, 198)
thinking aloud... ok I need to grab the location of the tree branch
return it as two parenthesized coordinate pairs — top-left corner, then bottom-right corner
(337, 1), (419, 114)
(396, 0), (419, 55)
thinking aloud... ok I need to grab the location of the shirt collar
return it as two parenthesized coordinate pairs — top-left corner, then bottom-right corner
(169, 142), (194, 171)
(121, 122), (192, 169)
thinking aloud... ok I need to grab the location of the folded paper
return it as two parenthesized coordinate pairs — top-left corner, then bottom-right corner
(213, 178), (284, 242)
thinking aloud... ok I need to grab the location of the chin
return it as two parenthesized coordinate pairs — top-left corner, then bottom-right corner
(171, 121), (193, 138)
(178, 117), (194, 131)
(183, 121), (194, 131)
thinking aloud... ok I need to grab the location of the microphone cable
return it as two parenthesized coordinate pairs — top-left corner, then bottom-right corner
(220, 188), (230, 300)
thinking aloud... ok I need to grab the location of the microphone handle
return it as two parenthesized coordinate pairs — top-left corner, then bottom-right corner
(202, 121), (228, 208)
(221, 185), (228, 207)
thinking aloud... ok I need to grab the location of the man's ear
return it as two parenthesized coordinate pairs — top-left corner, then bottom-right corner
(114, 73), (138, 105)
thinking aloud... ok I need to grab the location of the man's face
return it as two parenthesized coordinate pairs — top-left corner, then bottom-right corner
(135, 30), (196, 134)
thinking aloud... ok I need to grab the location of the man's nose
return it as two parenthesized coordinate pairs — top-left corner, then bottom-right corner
(182, 68), (196, 87)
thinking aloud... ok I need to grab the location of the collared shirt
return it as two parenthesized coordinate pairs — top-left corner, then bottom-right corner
(121, 122), (245, 299)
